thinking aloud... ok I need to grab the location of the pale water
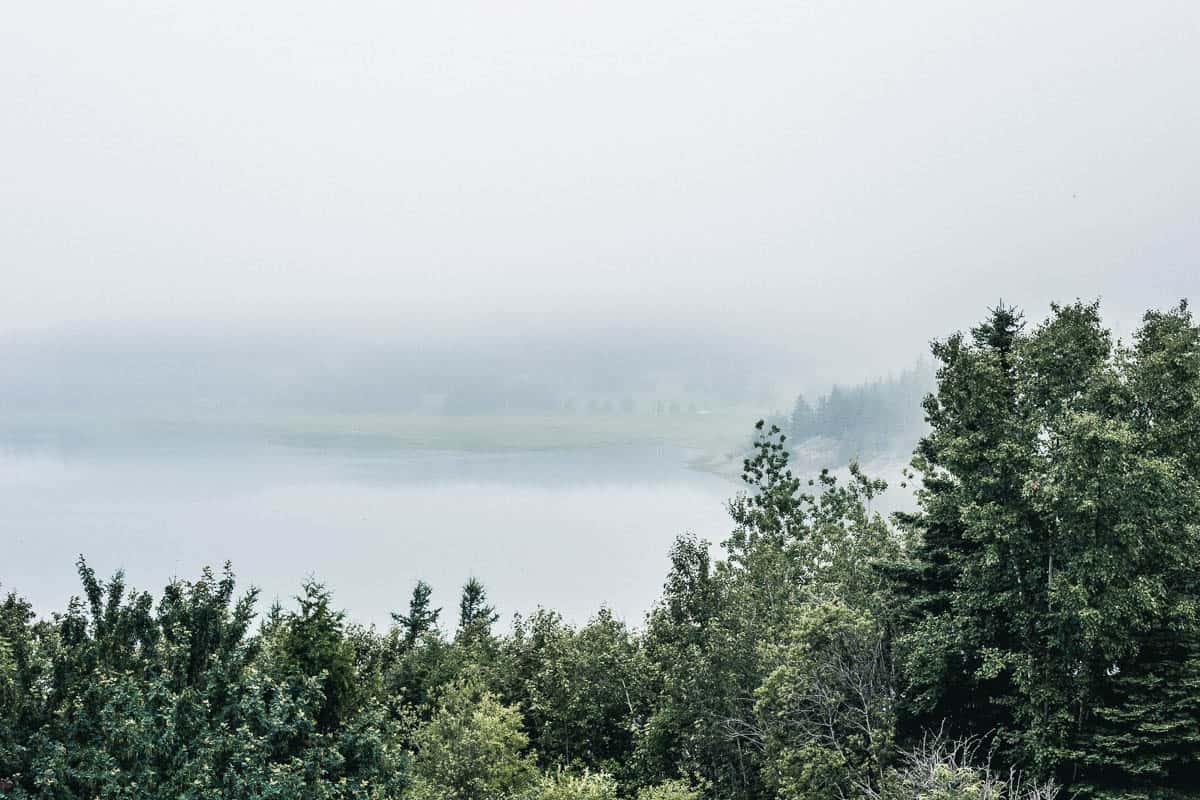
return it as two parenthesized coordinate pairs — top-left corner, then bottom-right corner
(0, 432), (736, 629)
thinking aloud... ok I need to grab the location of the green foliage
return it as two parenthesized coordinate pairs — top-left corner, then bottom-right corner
(0, 564), (407, 800)
(3, 298), (1195, 800)
(870, 736), (1059, 800)
(525, 768), (620, 800)
(385, 627), (462, 714)
(272, 578), (360, 732)
(393, 580), (442, 648)
(459, 577), (499, 632)
(638, 533), (760, 797)
(638, 422), (902, 800)
(635, 779), (702, 800)
(457, 578), (501, 653)
(755, 601), (896, 800)
(497, 608), (647, 780)
(409, 679), (536, 800)
(898, 300), (1200, 796)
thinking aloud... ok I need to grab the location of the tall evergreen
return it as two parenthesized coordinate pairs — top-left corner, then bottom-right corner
(393, 580), (442, 647)
(458, 577), (500, 637)
(897, 301), (1200, 796)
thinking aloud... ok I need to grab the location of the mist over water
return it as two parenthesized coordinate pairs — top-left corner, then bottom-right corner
(1, 0), (1196, 629)
(2, 436), (735, 628)
(0, 3), (1196, 797)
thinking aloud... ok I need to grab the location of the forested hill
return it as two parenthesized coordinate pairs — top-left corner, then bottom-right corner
(2, 301), (1198, 800)
(780, 362), (936, 465)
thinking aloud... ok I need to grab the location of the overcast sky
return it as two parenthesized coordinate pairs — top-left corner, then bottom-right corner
(2, 0), (1197, 378)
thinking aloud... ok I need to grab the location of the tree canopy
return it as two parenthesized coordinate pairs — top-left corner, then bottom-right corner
(1, 300), (1195, 800)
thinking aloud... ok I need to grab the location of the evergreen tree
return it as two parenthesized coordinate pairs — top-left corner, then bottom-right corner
(897, 301), (1200, 796)
(789, 394), (814, 439)
(393, 580), (442, 648)
(273, 578), (359, 732)
(3, 297), (1196, 800)
(639, 424), (899, 800)
(458, 577), (499, 634)
(497, 608), (648, 781)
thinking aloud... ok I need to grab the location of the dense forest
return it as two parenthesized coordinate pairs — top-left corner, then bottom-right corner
(781, 364), (935, 462)
(2, 301), (1198, 800)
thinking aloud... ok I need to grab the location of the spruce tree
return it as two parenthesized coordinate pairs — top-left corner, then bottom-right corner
(458, 577), (499, 634)
(898, 301), (1200, 797)
(394, 580), (442, 647)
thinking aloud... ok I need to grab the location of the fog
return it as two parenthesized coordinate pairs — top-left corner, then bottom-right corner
(1, 1), (1197, 622)
(3, 0), (1196, 366)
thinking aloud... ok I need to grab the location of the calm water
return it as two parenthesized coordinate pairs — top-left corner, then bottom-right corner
(0, 434), (736, 629)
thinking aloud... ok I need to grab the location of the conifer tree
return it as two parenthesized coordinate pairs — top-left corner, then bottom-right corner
(394, 580), (442, 647)
(898, 301), (1200, 796)
(458, 577), (499, 633)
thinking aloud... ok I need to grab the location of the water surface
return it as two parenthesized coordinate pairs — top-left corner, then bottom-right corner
(1, 432), (736, 629)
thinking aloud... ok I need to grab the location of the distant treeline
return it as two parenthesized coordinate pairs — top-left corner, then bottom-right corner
(779, 363), (935, 462)
(2, 301), (1198, 800)
(0, 326), (775, 418)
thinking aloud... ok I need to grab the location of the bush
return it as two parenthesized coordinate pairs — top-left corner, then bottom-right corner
(868, 736), (1059, 800)
(410, 680), (537, 800)
(636, 779), (702, 800)
(526, 768), (620, 800)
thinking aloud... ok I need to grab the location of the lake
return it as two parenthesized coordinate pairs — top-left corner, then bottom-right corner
(0, 430), (738, 630)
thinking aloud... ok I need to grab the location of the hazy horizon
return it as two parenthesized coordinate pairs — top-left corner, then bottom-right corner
(3, 0), (1196, 363)
(3, 4), (1198, 797)
(3, 0), (1198, 628)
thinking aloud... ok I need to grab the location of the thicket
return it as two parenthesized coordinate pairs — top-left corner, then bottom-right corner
(1, 301), (1196, 800)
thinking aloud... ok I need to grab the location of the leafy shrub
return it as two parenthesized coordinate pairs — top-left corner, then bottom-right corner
(526, 768), (620, 800)
(636, 779), (702, 800)
(410, 679), (536, 800)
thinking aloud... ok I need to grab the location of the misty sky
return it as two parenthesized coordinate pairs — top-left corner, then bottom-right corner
(2, 0), (1197, 379)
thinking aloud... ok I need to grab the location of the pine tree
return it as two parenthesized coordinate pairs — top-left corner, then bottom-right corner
(394, 580), (442, 647)
(458, 577), (499, 634)
(897, 301), (1200, 796)
(275, 578), (358, 731)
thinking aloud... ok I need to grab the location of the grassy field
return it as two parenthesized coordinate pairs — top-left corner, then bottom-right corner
(0, 410), (765, 484)
(264, 410), (760, 454)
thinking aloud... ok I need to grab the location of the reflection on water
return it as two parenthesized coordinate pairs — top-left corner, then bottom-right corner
(0, 433), (736, 628)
